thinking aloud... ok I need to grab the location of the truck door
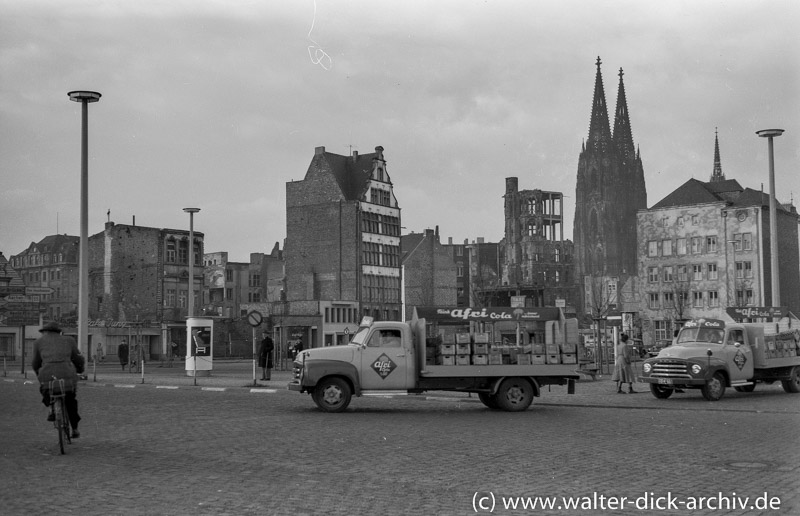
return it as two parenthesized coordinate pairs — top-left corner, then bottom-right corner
(722, 329), (754, 382)
(360, 328), (411, 390)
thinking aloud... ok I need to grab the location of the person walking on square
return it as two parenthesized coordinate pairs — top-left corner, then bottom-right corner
(612, 333), (636, 394)
(32, 322), (85, 438)
(118, 340), (129, 371)
(258, 330), (274, 381)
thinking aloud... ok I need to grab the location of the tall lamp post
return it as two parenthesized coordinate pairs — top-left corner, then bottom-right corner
(183, 208), (201, 317)
(756, 129), (784, 309)
(68, 90), (101, 357)
(727, 240), (738, 308)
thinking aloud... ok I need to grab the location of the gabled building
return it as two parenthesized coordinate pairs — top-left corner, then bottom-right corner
(636, 135), (800, 347)
(282, 146), (401, 348)
(573, 57), (648, 320)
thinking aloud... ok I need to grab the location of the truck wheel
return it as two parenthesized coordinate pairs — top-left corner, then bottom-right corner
(781, 366), (800, 393)
(649, 384), (673, 399)
(312, 377), (352, 413)
(701, 372), (726, 401)
(495, 378), (533, 412)
(734, 384), (756, 393)
(478, 393), (500, 410)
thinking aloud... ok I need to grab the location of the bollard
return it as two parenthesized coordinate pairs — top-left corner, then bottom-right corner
(141, 360), (145, 384)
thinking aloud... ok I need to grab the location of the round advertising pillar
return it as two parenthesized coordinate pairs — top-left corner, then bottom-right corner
(186, 317), (214, 377)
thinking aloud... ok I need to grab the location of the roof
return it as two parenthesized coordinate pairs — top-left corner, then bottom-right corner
(651, 178), (795, 214)
(320, 150), (379, 201)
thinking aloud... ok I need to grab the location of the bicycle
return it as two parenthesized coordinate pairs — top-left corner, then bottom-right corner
(48, 378), (72, 454)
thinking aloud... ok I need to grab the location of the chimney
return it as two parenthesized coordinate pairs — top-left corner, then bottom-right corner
(352, 150), (358, 161)
(477, 237), (484, 244)
(315, 146), (325, 155)
(132, 215), (136, 226)
(375, 146), (384, 160)
(448, 237), (453, 245)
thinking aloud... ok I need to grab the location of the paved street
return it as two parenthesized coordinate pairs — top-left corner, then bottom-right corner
(1, 360), (798, 515)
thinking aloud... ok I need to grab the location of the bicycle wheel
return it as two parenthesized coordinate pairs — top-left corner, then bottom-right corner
(60, 397), (72, 447)
(53, 399), (66, 454)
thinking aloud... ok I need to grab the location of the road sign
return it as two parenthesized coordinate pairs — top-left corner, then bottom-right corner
(247, 310), (263, 327)
(0, 302), (46, 311)
(5, 310), (41, 326)
(25, 287), (54, 295)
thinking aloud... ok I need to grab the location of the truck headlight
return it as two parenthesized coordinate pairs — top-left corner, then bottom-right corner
(643, 363), (651, 373)
(691, 364), (702, 375)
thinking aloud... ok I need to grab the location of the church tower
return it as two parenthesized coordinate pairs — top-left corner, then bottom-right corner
(573, 57), (647, 316)
(709, 128), (725, 182)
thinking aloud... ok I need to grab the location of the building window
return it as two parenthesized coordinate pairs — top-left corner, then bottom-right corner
(456, 246), (463, 257)
(663, 292), (674, 308)
(661, 216), (669, 227)
(677, 238), (687, 255)
(663, 266), (673, 282)
(554, 248), (560, 263)
(707, 263), (718, 280)
(746, 289), (754, 305)
(731, 234), (743, 251)
(649, 293), (659, 309)
(555, 271), (560, 283)
(662, 239), (673, 256)
(457, 266), (464, 278)
(250, 274), (261, 287)
(742, 233), (752, 251)
(677, 265), (688, 282)
(691, 215), (699, 225)
(677, 217), (684, 227)
(166, 240), (177, 263)
(178, 290), (187, 308)
(178, 240), (188, 264)
(527, 223), (537, 236)
(708, 290), (719, 307)
(655, 320), (668, 341)
(648, 267), (659, 283)
(691, 237), (702, 254)
(692, 264), (703, 281)
(226, 269), (233, 282)
(648, 241), (658, 257)
(744, 261), (752, 278)
(735, 262), (744, 279)
(225, 288), (233, 299)
(166, 289), (176, 307)
(693, 291), (703, 307)
(706, 236), (717, 253)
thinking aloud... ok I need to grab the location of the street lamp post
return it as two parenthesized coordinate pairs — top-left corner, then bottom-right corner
(756, 129), (784, 309)
(183, 208), (201, 318)
(727, 240), (738, 307)
(68, 90), (101, 358)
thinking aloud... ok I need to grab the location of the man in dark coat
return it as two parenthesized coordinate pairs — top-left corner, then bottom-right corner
(32, 322), (85, 438)
(258, 331), (274, 381)
(118, 339), (129, 371)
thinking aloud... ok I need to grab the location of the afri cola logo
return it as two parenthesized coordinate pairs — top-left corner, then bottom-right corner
(372, 354), (397, 379)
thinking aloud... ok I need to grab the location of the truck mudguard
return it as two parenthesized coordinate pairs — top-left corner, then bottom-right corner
(301, 359), (362, 394)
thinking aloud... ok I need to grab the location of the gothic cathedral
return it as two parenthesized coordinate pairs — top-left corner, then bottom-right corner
(573, 57), (647, 317)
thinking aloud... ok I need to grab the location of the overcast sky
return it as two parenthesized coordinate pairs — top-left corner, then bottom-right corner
(1, 0), (798, 262)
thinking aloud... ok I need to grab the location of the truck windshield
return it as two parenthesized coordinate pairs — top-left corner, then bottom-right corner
(350, 326), (370, 345)
(677, 328), (724, 345)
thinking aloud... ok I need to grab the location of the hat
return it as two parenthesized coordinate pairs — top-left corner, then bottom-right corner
(40, 321), (63, 333)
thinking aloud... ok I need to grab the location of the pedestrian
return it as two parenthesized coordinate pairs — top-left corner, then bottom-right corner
(31, 321), (85, 438)
(258, 331), (274, 380)
(612, 333), (636, 394)
(95, 341), (105, 364)
(118, 340), (129, 371)
(168, 340), (179, 368)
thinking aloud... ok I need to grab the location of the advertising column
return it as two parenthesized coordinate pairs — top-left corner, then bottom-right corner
(186, 317), (213, 377)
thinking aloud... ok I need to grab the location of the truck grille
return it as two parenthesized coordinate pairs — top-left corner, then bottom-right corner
(651, 361), (692, 379)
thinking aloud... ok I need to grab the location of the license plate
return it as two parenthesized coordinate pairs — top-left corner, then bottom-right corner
(658, 378), (674, 385)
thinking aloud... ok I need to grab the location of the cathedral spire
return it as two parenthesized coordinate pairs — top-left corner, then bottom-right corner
(587, 56), (612, 153)
(613, 67), (635, 162)
(710, 128), (725, 182)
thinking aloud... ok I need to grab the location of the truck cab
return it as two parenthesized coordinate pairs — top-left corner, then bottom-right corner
(640, 318), (800, 400)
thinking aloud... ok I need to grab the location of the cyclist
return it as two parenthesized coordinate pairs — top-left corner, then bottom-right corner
(32, 321), (85, 439)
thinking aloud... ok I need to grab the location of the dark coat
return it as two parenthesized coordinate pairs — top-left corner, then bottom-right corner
(32, 332), (84, 392)
(258, 336), (274, 368)
(118, 343), (129, 364)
